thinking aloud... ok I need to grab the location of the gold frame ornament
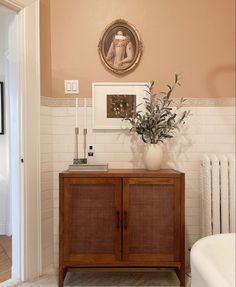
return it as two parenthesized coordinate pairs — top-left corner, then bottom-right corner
(98, 19), (143, 75)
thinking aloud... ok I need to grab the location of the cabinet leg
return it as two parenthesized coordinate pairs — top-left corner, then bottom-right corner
(176, 265), (185, 287)
(59, 267), (66, 287)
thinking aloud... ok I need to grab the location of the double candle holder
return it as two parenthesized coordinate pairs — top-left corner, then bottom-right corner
(70, 98), (108, 172)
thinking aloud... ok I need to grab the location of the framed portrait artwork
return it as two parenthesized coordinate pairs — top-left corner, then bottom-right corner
(92, 82), (148, 129)
(98, 19), (143, 75)
(0, 82), (3, 134)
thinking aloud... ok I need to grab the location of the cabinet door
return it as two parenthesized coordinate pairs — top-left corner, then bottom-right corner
(63, 177), (122, 263)
(123, 177), (181, 262)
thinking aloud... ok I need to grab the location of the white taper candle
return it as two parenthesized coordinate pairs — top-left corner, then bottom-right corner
(84, 98), (87, 128)
(75, 98), (78, 127)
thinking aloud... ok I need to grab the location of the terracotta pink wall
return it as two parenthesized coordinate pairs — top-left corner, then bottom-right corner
(42, 0), (235, 98)
(40, 0), (52, 97)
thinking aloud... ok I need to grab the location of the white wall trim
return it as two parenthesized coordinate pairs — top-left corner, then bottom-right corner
(0, 0), (34, 11)
(0, 0), (41, 283)
(18, 0), (41, 281)
(0, 0), (23, 11)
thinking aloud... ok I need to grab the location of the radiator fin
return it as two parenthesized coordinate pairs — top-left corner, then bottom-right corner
(201, 154), (235, 237)
(229, 155), (235, 233)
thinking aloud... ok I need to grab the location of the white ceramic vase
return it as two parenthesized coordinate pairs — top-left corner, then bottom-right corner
(144, 143), (163, 170)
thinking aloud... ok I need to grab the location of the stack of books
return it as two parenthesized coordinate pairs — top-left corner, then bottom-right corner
(68, 163), (108, 172)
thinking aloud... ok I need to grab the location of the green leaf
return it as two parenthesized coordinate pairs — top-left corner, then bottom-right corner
(123, 76), (190, 144)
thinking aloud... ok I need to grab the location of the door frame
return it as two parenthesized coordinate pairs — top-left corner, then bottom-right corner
(0, 0), (41, 284)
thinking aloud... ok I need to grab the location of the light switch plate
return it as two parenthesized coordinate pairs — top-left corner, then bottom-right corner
(64, 80), (79, 94)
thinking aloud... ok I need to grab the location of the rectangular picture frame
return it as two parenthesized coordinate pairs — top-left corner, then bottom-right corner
(92, 82), (147, 129)
(0, 82), (4, 134)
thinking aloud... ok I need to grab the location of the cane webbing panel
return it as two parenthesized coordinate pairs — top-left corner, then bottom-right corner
(129, 184), (174, 254)
(70, 184), (115, 254)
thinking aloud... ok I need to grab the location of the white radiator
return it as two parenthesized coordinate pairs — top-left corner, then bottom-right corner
(200, 154), (235, 237)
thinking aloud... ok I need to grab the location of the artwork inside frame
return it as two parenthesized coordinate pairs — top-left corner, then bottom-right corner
(92, 82), (148, 130)
(98, 19), (143, 75)
(0, 82), (4, 135)
(107, 94), (136, 118)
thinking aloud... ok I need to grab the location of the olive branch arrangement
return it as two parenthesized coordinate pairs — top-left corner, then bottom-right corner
(124, 74), (191, 144)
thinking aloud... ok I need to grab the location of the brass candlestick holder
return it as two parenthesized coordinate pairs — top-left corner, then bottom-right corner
(83, 128), (87, 158)
(73, 127), (80, 164)
(73, 127), (87, 165)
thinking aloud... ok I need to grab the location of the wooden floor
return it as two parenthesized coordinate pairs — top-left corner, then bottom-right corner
(0, 235), (12, 283)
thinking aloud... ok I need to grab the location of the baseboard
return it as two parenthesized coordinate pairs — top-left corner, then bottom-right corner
(0, 224), (11, 236)
(5, 224), (12, 237)
(0, 224), (6, 235)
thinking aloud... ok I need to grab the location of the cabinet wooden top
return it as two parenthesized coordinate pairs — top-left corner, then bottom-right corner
(60, 169), (184, 178)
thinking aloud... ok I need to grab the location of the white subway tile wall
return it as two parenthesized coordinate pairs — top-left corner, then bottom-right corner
(41, 106), (54, 274)
(41, 103), (235, 273)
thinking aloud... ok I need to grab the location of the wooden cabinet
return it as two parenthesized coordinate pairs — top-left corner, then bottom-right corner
(59, 169), (185, 287)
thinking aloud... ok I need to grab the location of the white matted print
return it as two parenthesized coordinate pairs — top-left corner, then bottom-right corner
(92, 82), (147, 129)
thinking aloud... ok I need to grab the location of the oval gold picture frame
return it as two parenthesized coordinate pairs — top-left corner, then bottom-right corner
(98, 19), (143, 75)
